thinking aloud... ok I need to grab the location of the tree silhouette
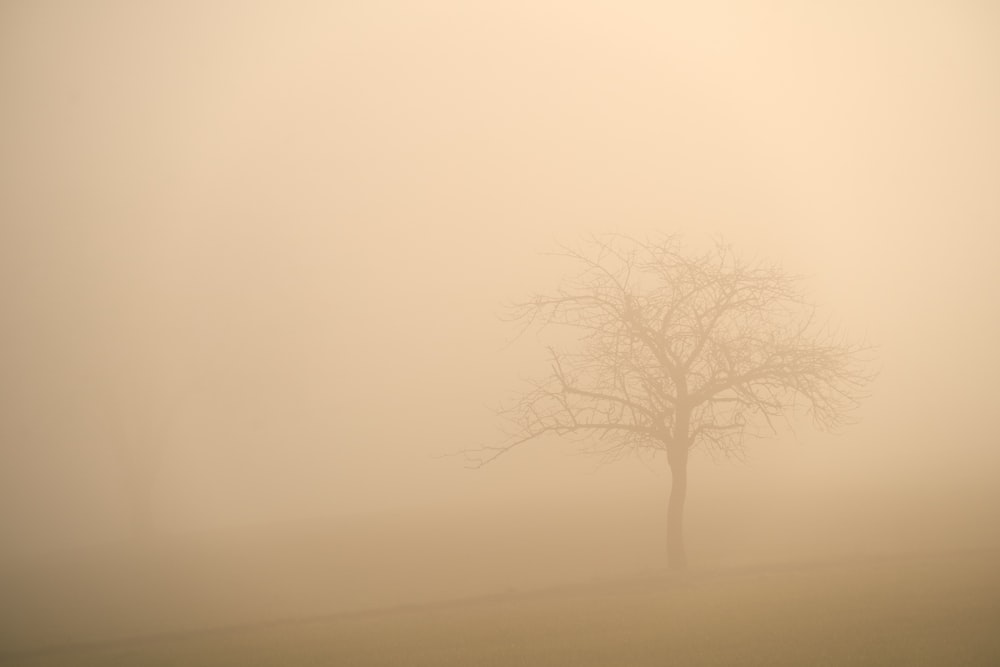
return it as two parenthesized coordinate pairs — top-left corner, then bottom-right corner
(472, 235), (874, 570)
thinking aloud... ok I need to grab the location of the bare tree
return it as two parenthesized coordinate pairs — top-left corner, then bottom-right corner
(471, 235), (874, 570)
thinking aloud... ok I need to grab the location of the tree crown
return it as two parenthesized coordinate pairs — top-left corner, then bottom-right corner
(472, 234), (874, 466)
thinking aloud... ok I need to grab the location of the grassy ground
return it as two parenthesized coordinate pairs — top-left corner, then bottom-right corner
(5, 549), (998, 666)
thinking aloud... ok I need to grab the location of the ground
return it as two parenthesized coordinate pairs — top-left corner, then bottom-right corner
(5, 549), (998, 667)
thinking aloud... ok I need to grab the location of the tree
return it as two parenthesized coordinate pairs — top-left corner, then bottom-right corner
(471, 235), (874, 570)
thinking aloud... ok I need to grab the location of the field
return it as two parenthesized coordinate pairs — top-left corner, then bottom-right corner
(6, 549), (998, 667)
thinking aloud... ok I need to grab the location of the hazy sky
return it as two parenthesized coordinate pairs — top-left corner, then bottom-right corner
(2, 1), (998, 553)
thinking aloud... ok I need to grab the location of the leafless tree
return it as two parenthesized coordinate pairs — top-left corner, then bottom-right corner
(471, 235), (874, 570)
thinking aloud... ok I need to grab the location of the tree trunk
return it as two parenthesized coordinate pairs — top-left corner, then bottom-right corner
(666, 447), (689, 570)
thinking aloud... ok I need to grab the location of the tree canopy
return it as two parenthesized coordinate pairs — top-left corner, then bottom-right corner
(476, 235), (873, 467)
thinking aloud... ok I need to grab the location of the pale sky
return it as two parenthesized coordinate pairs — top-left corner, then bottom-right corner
(2, 1), (998, 553)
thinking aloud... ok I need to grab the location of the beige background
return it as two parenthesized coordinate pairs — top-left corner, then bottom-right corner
(1, 2), (998, 566)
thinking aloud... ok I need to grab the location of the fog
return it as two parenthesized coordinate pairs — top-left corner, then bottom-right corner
(2, 0), (999, 657)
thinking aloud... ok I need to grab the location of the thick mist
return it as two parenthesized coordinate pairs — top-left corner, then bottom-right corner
(2, 1), (999, 658)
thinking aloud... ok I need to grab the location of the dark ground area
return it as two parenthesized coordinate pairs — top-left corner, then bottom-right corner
(4, 548), (999, 667)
